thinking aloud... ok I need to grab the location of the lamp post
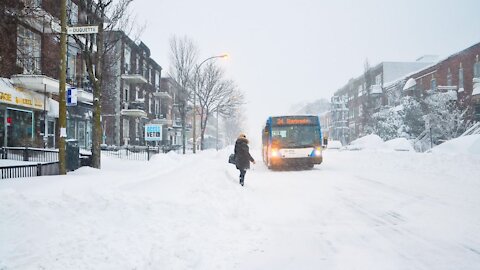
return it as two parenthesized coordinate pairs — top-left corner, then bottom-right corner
(192, 53), (228, 153)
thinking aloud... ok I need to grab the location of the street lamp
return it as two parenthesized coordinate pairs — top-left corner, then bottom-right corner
(192, 53), (228, 153)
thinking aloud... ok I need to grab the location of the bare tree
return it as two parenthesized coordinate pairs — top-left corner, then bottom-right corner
(223, 107), (246, 146)
(195, 62), (244, 149)
(168, 35), (198, 154)
(72, 0), (134, 168)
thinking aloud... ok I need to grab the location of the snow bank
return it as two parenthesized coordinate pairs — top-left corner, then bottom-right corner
(327, 140), (342, 149)
(347, 134), (384, 150)
(430, 134), (480, 156)
(384, 138), (414, 151)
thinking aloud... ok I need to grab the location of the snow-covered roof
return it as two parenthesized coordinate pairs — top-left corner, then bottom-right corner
(403, 78), (416, 91)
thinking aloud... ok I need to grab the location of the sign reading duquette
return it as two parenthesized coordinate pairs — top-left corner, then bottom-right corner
(145, 124), (162, 141)
(67, 26), (99, 35)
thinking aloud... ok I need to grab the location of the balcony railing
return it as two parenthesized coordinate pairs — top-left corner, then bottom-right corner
(16, 57), (41, 75)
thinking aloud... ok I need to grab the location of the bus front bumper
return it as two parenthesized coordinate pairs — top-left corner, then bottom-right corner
(270, 156), (323, 166)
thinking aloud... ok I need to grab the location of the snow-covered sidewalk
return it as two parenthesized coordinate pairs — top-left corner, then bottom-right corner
(0, 148), (479, 269)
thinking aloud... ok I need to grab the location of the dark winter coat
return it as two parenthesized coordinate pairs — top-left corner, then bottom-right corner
(234, 138), (254, 170)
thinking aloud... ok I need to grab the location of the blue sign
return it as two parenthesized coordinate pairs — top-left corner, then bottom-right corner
(145, 124), (162, 141)
(67, 87), (77, 106)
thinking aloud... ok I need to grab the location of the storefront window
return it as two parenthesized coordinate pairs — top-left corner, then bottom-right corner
(0, 109), (4, 147)
(7, 109), (33, 146)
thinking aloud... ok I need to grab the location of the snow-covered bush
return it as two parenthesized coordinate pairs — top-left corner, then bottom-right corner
(372, 106), (403, 140)
(424, 92), (469, 143)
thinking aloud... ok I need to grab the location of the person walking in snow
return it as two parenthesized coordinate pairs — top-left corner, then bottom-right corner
(234, 133), (255, 186)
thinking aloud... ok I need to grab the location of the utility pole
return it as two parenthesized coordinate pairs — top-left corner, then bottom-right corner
(58, 0), (67, 174)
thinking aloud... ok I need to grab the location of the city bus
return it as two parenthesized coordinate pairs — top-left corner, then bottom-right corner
(262, 115), (323, 169)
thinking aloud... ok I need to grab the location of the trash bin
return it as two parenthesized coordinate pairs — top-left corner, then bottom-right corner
(66, 139), (80, 171)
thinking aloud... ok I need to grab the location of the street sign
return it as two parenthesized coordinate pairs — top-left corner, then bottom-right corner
(145, 124), (162, 141)
(67, 87), (77, 106)
(67, 26), (99, 35)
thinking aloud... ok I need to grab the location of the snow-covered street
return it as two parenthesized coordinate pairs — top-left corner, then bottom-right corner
(1, 147), (480, 269)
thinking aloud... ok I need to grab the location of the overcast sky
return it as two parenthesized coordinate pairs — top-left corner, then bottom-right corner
(131, 0), (480, 141)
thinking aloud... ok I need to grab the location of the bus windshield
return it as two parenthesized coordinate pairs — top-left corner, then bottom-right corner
(271, 125), (320, 148)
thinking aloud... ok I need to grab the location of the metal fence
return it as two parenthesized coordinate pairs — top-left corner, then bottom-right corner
(101, 146), (160, 161)
(1, 147), (59, 162)
(0, 162), (60, 180)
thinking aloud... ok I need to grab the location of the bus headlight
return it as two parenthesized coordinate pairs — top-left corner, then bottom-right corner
(271, 148), (279, 157)
(314, 148), (322, 156)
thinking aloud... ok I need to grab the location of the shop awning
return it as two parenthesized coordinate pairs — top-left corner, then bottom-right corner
(0, 78), (46, 111)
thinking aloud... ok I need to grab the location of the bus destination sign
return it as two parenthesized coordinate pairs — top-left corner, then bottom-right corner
(273, 116), (316, 126)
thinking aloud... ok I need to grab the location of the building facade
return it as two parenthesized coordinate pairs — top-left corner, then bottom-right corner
(0, 0), (94, 148)
(102, 32), (172, 146)
(330, 60), (435, 143)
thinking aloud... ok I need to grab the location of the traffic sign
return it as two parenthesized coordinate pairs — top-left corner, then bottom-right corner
(67, 87), (77, 106)
(67, 26), (99, 35)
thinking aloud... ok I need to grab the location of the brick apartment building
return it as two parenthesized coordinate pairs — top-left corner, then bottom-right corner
(392, 42), (480, 121)
(331, 42), (480, 144)
(0, 0), (94, 148)
(101, 32), (176, 146)
(1, 1), (172, 148)
(331, 60), (434, 143)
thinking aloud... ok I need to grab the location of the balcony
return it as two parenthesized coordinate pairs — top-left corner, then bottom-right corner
(126, 100), (145, 111)
(153, 91), (172, 99)
(11, 74), (60, 94)
(121, 101), (147, 118)
(16, 57), (41, 75)
(369, 84), (383, 95)
(121, 68), (148, 84)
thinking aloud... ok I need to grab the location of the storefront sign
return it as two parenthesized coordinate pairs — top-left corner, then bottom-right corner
(145, 124), (162, 141)
(0, 88), (44, 110)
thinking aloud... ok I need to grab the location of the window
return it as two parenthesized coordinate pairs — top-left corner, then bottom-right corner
(67, 49), (77, 82)
(136, 55), (140, 73)
(155, 100), (159, 115)
(375, 73), (382, 85)
(123, 85), (130, 102)
(474, 55), (480, 78)
(67, 0), (78, 25)
(459, 64), (464, 89)
(16, 25), (41, 74)
(447, 68), (452, 86)
(123, 119), (130, 138)
(149, 66), (153, 84)
(124, 46), (131, 73)
(135, 86), (139, 100)
(148, 95), (152, 113)
(431, 75), (437, 91)
(135, 119), (140, 138)
(155, 71), (160, 88)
